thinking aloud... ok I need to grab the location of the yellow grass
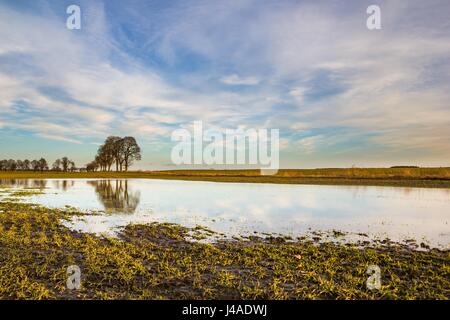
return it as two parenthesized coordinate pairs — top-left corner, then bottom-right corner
(1, 167), (450, 188)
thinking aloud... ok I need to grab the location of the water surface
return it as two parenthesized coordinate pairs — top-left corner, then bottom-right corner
(1, 178), (449, 248)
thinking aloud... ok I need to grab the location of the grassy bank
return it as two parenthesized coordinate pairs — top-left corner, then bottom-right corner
(1, 167), (450, 188)
(0, 187), (449, 299)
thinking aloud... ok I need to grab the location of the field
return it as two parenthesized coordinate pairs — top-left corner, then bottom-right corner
(0, 199), (448, 299)
(1, 169), (449, 299)
(1, 167), (450, 188)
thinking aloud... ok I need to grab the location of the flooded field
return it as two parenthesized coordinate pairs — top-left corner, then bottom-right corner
(1, 178), (449, 249)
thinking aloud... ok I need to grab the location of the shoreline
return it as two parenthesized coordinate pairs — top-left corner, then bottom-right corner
(1, 168), (450, 188)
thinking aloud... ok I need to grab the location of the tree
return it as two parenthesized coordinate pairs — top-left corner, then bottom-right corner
(69, 161), (76, 172)
(86, 161), (99, 172)
(31, 160), (40, 171)
(95, 152), (109, 171)
(91, 136), (142, 171)
(52, 159), (62, 171)
(61, 157), (70, 172)
(0, 160), (6, 171)
(96, 141), (115, 171)
(23, 159), (31, 170)
(51, 157), (76, 172)
(38, 158), (48, 172)
(0, 158), (46, 171)
(105, 136), (123, 172)
(16, 160), (24, 170)
(120, 137), (141, 171)
(7, 159), (17, 171)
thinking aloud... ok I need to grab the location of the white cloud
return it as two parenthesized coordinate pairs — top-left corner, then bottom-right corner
(289, 87), (308, 103)
(36, 133), (82, 144)
(297, 135), (324, 154)
(0, 0), (449, 166)
(220, 74), (260, 86)
(290, 122), (310, 132)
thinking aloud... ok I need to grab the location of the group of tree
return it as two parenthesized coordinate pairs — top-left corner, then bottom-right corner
(0, 158), (49, 171)
(86, 136), (141, 172)
(1, 136), (141, 173)
(51, 157), (77, 172)
(0, 157), (77, 172)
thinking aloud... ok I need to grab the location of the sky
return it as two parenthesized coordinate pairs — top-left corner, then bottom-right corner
(0, 0), (449, 169)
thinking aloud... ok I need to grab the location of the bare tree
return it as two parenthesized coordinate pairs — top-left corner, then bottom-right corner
(0, 158), (53, 171)
(86, 161), (99, 172)
(31, 160), (39, 171)
(23, 159), (31, 170)
(94, 136), (141, 171)
(16, 160), (24, 170)
(38, 158), (48, 172)
(52, 159), (62, 171)
(0, 160), (6, 171)
(106, 136), (124, 172)
(7, 159), (17, 171)
(61, 157), (70, 172)
(120, 137), (141, 171)
(96, 141), (115, 171)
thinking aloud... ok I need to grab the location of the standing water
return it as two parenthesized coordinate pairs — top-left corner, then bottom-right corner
(1, 178), (449, 248)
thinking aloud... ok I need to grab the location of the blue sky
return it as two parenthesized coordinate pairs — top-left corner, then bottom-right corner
(1, 0), (450, 169)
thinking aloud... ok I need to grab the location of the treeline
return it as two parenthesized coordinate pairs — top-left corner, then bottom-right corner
(86, 136), (141, 172)
(52, 157), (77, 171)
(390, 166), (420, 168)
(0, 157), (77, 172)
(1, 136), (141, 172)
(0, 158), (48, 171)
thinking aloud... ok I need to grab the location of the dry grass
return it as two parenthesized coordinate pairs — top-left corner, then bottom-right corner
(1, 168), (450, 188)
(152, 167), (450, 179)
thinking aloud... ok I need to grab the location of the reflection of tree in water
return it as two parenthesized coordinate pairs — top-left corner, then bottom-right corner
(88, 180), (140, 213)
(0, 179), (47, 189)
(52, 180), (75, 191)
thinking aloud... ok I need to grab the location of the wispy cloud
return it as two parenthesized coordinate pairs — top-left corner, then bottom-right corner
(37, 133), (82, 144)
(0, 0), (449, 167)
(220, 74), (260, 86)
